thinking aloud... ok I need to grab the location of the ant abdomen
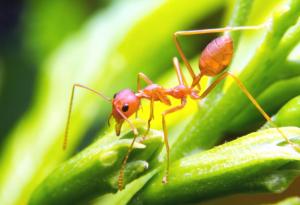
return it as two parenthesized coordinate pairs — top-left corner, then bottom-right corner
(199, 35), (233, 76)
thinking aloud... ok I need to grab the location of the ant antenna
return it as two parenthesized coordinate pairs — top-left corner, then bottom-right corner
(63, 83), (111, 150)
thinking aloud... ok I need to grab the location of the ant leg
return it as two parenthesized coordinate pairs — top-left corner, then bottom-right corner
(116, 109), (139, 190)
(173, 57), (187, 87)
(173, 24), (265, 88)
(173, 34), (196, 83)
(175, 25), (265, 37)
(137, 72), (156, 138)
(144, 98), (154, 140)
(137, 72), (153, 91)
(136, 72), (153, 118)
(161, 98), (187, 184)
(63, 84), (111, 150)
(199, 71), (300, 151)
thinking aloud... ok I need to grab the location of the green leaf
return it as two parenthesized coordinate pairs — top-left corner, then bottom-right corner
(131, 127), (300, 205)
(270, 95), (300, 127)
(29, 128), (163, 205)
(4, 0), (300, 204)
(228, 0), (254, 43)
(229, 76), (300, 133)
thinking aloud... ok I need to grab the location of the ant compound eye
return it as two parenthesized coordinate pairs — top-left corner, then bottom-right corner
(122, 104), (129, 112)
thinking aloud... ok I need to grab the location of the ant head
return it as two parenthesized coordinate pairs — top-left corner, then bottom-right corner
(112, 89), (140, 135)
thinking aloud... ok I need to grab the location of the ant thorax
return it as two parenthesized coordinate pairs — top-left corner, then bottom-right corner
(138, 84), (171, 105)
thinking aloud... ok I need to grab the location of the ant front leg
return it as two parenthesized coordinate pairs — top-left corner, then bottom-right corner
(173, 24), (265, 88)
(161, 98), (187, 184)
(173, 57), (188, 87)
(136, 72), (153, 118)
(199, 71), (300, 152)
(137, 72), (153, 91)
(137, 72), (155, 138)
(116, 109), (139, 190)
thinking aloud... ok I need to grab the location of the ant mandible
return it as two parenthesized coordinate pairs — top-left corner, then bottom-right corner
(63, 24), (300, 191)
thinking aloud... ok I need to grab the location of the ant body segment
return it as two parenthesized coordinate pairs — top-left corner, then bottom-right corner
(63, 24), (300, 190)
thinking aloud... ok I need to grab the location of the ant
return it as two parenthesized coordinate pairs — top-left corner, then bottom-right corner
(63, 24), (300, 191)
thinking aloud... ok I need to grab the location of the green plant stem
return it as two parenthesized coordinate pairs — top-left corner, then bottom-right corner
(29, 129), (163, 205)
(228, 0), (254, 43)
(264, 95), (300, 128)
(274, 19), (300, 75)
(131, 127), (300, 205)
(229, 76), (300, 133)
(280, 60), (300, 79)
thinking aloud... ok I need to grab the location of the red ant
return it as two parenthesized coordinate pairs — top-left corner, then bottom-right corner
(63, 24), (300, 191)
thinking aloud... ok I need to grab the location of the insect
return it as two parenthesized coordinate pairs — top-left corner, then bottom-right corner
(63, 24), (300, 190)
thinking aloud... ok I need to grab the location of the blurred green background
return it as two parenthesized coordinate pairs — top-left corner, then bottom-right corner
(0, 0), (300, 205)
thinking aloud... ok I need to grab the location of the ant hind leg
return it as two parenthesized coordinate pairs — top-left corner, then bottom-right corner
(199, 71), (300, 152)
